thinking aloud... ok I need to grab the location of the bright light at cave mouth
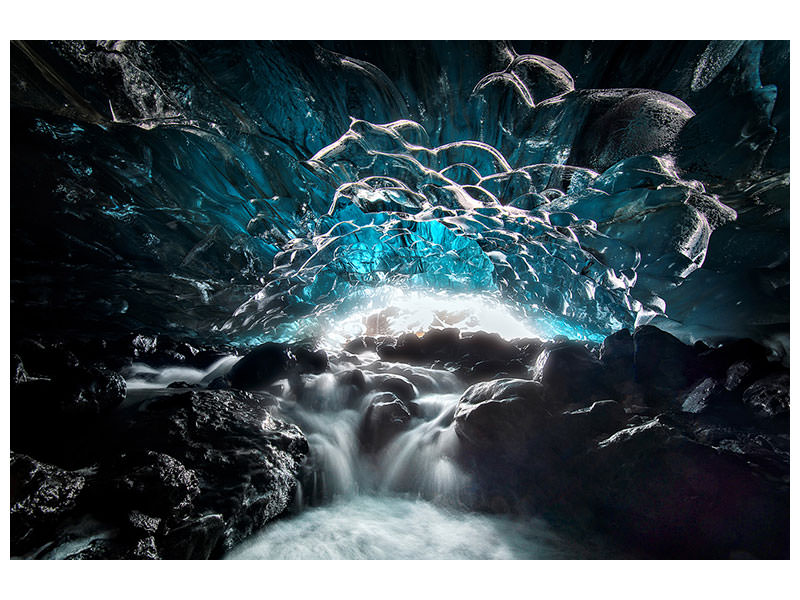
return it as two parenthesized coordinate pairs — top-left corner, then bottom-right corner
(317, 286), (541, 351)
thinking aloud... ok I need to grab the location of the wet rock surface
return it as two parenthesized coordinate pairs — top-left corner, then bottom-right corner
(445, 326), (789, 558)
(10, 325), (790, 559)
(225, 342), (328, 390)
(11, 453), (90, 555)
(10, 337), (309, 559)
(359, 393), (413, 452)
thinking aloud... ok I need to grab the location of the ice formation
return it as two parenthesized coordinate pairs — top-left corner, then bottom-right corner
(11, 41), (789, 349)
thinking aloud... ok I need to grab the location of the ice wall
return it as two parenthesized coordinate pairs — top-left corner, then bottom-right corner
(10, 41), (789, 348)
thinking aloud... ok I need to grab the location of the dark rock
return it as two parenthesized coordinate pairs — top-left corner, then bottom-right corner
(13, 338), (80, 379)
(207, 376), (230, 390)
(511, 337), (545, 362)
(120, 334), (190, 367)
(227, 343), (293, 390)
(742, 373), (790, 418)
(129, 536), (161, 560)
(167, 381), (200, 389)
(159, 513), (226, 559)
(60, 534), (160, 559)
(334, 350), (362, 365)
(117, 390), (308, 552)
(678, 374), (766, 424)
(131, 334), (159, 357)
(12, 354), (29, 384)
(463, 358), (528, 382)
(343, 336), (377, 354)
(359, 392), (412, 452)
(226, 343), (324, 390)
(174, 341), (199, 359)
(335, 368), (367, 393)
(454, 379), (548, 460)
(419, 328), (461, 359)
(65, 539), (128, 560)
(126, 510), (162, 536)
(680, 377), (720, 414)
(698, 338), (771, 382)
(377, 332), (424, 363)
(293, 346), (328, 374)
(375, 329), (530, 374)
(600, 328), (634, 376)
(583, 417), (789, 558)
(724, 361), (750, 392)
(101, 451), (200, 522)
(459, 331), (522, 364)
(535, 341), (611, 408)
(67, 365), (127, 415)
(689, 425), (789, 477)
(11, 452), (88, 555)
(370, 374), (418, 403)
(379, 365), (441, 394)
(14, 363), (126, 418)
(633, 325), (700, 399)
(12, 386), (306, 559)
(564, 399), (627, 435)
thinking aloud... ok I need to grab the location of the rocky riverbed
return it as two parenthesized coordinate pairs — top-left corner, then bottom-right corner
(10, 325), (789, 559)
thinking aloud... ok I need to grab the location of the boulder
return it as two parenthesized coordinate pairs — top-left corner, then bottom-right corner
(454, 379), (549, 460)
(100, 451), (200, 522)
(167, 381), (201, 389)
(458, 331), (523, 364)
(206, 376), (231, 390)
(125, 510), (162, 537)
(116, 390), (308, 554)
(535, 341), (611, 408)
(463, 358), (529, 382)
(377, 332), (425, 363)
(582, 417), (789, 558)
(698, 338), (771, 382)
(375, 329), (531, 376)
(680, 377), (721, 414)
(227, 343), (293, 390)
(563, 399), (627, 436)
(227, 343), (328, 390)
(335, 368), (368, 391)
(11, 452), (89, 555)
(293, 346), (328, 374)
(359, 392), (412, 452)
(742, 373), (790, 418)
(600, 329), (637, 401)
(343, 336), (378, 354)
(369, 373), (418, 403)
(11, 386), (307, 559)
(633, 325), (700, 399)
(419, 328), (461, 359)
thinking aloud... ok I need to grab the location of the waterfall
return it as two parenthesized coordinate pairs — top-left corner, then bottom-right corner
(272, 364), (470, 506)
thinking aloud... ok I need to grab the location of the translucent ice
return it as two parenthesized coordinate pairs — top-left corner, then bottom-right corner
(10, 41), (789, 348)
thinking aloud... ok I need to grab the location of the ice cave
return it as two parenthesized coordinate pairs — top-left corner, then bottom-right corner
(10, 40), (790, 560)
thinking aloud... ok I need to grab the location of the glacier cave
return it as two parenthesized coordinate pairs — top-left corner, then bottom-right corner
(10, 40), (790, 560)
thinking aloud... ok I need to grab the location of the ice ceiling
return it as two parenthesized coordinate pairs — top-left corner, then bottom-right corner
(10, 41), (789, 349)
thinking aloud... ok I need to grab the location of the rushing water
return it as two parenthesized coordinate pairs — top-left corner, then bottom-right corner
(122, 355), (619, 559)
(121, 357), (607, 560)
(224, 495), (593, 560)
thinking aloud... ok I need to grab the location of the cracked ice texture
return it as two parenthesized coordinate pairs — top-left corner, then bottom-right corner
(10, 41), (789, 349)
